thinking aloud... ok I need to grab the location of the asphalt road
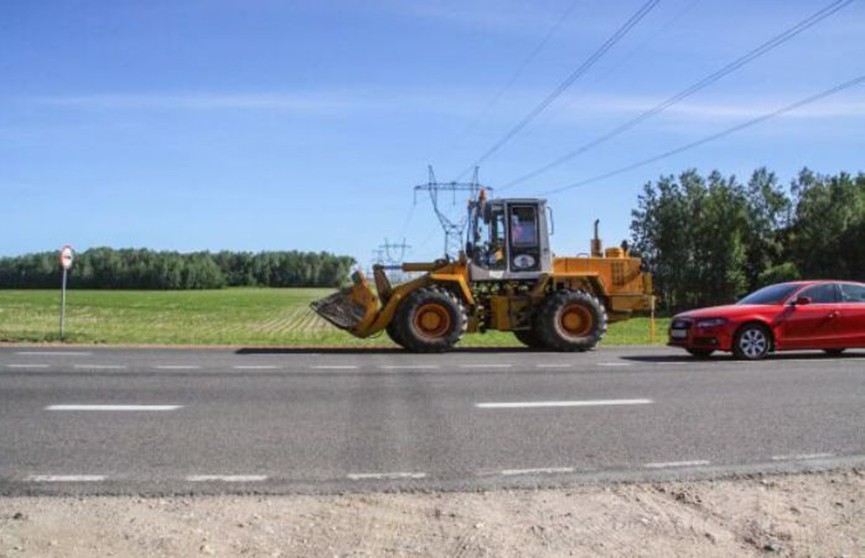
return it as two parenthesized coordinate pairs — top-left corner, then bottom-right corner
(1, 345), (864, 495)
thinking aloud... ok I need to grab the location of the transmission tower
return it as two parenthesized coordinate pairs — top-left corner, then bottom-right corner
(381, 238), (411, 265)
(369, 247), (386, 277)
(414, 165), (489, 258)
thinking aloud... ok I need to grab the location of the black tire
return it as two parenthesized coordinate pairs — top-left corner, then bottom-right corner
(686, 348), (715, 358)
(732, 323), (772, 360)
(385, 319), (407, 348)
(513, 328), (547, 349)
(397, 287), (467, 353)
(823, 348), (846, 356)
(536, 290), (607, 352)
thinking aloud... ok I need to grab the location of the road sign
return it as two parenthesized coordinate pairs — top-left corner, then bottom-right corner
(60, 245), (74, 270)
(59, 245), (74, 339)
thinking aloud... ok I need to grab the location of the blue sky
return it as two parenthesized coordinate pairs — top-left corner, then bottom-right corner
(3, 0), (864, 266)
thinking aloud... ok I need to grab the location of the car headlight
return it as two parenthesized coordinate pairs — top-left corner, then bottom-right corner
(695, 318), (727, 328)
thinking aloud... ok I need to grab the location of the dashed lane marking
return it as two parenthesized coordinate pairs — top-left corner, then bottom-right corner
(476, 399), (652, 409)
(16, 351), (92, 356)
(347, 472), (427, 480)
(46, 404), (183, 412)
(25, 475), (106, 482)
(6, 364), (50, 369)
(644, 460), (711, 469)
(186, 475), (268, 482)
(771, 452), (835, 461)
(500, 467), (575, 476)
(379, 365), (440, 370)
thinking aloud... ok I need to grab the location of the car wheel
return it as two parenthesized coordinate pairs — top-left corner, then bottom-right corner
(686, 348), (714, 358)
(733, 324), (771, 360)
(823, 348), (846, 356)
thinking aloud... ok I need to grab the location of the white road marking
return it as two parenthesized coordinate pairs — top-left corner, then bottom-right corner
(73, 364), (127, 370)
(16, 351), (92, 356)
(476, 399), (652, 409)
(155, 365), (201, 370)
(186, 475), (268, 482)
(347, 472), (427, 480)
(460, 364), (512, 369)
(232, 365), (280, 370)
(597, 362), (632, 367)
(25, 475), (106, 482)
(379, 365), (440, 370)
(644, 460), (711, 469)
(6, 364), (50, 369)
(46, 404), (183, 411)
(771, 452), (835, 461)
(535, 363), (572, 369)
(500, 467), (575, 476)
(311, 365), (358, 370)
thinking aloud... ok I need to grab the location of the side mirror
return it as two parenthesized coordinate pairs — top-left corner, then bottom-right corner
(793, 296), (812, 306)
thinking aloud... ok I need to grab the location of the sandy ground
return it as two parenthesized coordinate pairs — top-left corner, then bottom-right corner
(1, 470), (863, 558)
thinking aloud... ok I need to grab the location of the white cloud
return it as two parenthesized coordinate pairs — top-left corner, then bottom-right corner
(36, 92), (382, 113)
(555, 94), (865, 121)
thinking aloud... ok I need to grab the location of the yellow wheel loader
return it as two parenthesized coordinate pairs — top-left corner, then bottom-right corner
(311, 192), (653, 352)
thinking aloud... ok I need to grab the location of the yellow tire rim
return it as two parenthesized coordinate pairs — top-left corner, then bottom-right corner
(414, 303), (451, 338)
(560, 304), (593, 337)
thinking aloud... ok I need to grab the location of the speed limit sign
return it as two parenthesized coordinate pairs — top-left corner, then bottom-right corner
(60, 245), (75, 270)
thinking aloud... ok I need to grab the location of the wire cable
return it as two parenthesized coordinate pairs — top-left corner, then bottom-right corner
(535, 74), (865, 197)
(453, 0), (661, 181)
(446, 0), (581, 152)
(503, 0), (856, 190)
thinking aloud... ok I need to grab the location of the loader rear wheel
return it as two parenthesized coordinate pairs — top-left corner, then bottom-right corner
(536, 290), (607, 352)
(513, 329), (547, 349)
(398, 287), (466, 353)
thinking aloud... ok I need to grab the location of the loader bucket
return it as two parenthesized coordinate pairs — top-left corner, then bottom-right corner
(309, 271), (379, 335)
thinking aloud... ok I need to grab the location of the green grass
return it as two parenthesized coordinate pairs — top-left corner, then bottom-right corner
(0, 288), (668, 347)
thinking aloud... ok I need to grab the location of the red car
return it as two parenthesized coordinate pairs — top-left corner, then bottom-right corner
(669, 280), (865, 359)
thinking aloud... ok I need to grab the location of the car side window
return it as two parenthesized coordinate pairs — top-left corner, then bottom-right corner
(798, 284), (839, 304)
(841, 283), (865, 303)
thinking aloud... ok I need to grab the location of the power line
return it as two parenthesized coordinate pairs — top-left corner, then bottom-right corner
(502, 0), (856, 190)
(535, 74), (865, 197)
(415, 166), (488, 258)
(445, 0), (581, 155)
(453, 0), (661, 181)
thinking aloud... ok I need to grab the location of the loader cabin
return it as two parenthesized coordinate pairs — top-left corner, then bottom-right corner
(466, 197), (552, 281)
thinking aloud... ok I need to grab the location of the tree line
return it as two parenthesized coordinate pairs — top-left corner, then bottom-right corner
(631, 168), (865, 312)
(0, 249), (356, 289)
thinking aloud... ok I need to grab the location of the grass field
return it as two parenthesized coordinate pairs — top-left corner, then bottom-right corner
(0, 289), (668, 347)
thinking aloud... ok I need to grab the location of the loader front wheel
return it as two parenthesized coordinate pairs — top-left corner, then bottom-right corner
(537, 290), (607, 352)
(513, 329), (547, 350)
(385, 320), (407, 349)
(398, 287), (466, 353)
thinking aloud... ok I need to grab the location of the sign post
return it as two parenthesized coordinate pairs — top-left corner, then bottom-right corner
(59, 245), (74, 340)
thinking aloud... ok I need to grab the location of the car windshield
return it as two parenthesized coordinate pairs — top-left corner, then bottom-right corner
(737, 283), (800, 305)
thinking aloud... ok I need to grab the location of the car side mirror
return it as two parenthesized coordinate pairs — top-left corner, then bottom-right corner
(793, 296), (812, 306)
